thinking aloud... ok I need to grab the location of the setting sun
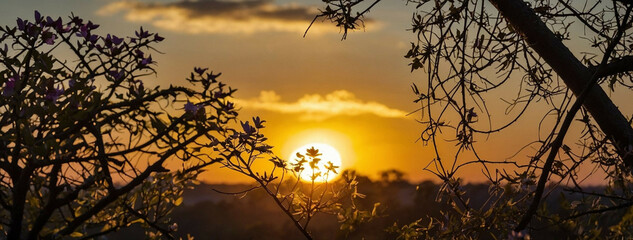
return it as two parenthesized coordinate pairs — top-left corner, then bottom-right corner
(290, 143), (342, 182)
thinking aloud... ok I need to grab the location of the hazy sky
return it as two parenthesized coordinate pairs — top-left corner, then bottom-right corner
(2, 0), (625, 184)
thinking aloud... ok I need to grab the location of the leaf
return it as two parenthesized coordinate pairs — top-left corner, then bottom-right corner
(70, 232), (83, 237)
(174, 196), (183, 206)
(127, 218), (145, 226)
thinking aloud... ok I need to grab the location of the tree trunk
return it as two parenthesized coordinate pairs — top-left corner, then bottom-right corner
(489, 0), (633, 166)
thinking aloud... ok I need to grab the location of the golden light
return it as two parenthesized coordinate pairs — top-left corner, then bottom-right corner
(289, 143), (342, 182)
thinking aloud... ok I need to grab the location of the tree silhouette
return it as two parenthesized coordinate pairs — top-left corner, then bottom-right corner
(314, 0), (633, 238)
(214, 137), (378, 239)
(0, 11), (258, 239)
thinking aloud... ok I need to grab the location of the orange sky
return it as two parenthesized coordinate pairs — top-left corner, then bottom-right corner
(2, 0), (630, 185)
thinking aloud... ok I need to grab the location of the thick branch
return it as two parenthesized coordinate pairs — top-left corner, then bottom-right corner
(489, 0), (633, 231)
(590, 56), (633, 78)
(55, 131), (205, 237)
(489, 0), (633, 166)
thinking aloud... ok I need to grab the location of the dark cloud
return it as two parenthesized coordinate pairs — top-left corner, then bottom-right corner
(98, 0), (359, 34)
(169, 0), (315, 21)
(131, 0), (317, 21)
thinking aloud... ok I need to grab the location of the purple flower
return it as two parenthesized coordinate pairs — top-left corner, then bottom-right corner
(104, 34), (112, 47)
(52, 18), (63, 31)
(45, 87), (64, 103)
(2, 77), (16, 96)
(153, 33), (164, 42)
(112, 35), (123, 45)
(135, 49), (144, 58)
(59, 24), (71, 33)
(135, 27), (149, 39)
(25, 24), (38, 38)
(71, 16), (83, 26)
(86, 21), (99, 30)
(108, 70), (124, 80)
(89, 35), (99, 44)
(34, 11), (42, 23)
(44, 35), (55, 45)
(110, 46), (121, 56)
(184, 102), (202, 115)
(105, 34), (123, 47)
(40, 15), (64, 31)
(140, 55), (152, 66)
(78, 22), (99, 38)
(17, 18), (26, 31)
(240, 121), (255, 134)
(78, 24), (89, 37)
(184, 102), (206, 119)
(42, 31), (56, 45)
(252, 116), (265, 128)
(46, 16), (54, 26)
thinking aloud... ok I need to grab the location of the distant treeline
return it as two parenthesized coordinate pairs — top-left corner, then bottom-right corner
(110, 173), (612, 239)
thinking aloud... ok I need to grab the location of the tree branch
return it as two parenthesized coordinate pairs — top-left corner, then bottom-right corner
(590, 56), (633, 78)
(506, 1), (633, 231)
(55, 131), (205, 236)
(489, 0), (633, 168)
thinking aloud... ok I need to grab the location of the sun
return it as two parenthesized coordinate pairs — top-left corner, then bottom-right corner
(289, 143), (342, 182)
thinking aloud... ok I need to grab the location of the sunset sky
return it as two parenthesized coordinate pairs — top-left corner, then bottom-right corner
(3, 0), (627, 184)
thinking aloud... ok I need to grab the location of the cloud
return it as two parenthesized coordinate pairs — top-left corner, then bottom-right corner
(97, 0), (369, 34)
(234, 90), (409, 120)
